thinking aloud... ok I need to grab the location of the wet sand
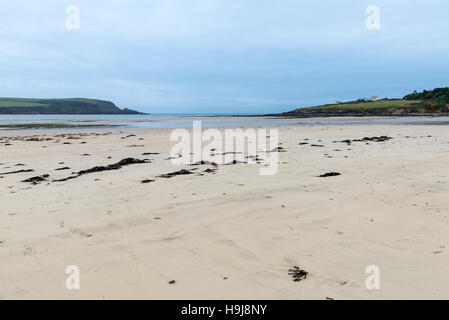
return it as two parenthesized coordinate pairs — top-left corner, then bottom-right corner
(0, 124), (448, 299)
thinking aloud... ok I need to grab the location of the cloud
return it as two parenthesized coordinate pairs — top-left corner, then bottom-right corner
(0, 0), (448, 113)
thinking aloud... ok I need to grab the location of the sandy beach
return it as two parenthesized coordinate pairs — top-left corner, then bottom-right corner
(1, 124), (448, 300)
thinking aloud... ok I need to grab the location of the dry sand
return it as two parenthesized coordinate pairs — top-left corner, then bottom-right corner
(0, 124), (448, 299)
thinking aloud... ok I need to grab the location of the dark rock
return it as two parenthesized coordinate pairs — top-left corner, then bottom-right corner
(319, 172), (341, 178)
(225, 160), (245, 165)
(22, 174), (49, 185)
(191, 160), (218, 166)
(54, 158), (150, 182)
(359, 136), (392, 142)
(271, 147), (287, 152)
(335, 136), (393, 144)
(158, 169), (194, 178)
(288, 266), (308, 282)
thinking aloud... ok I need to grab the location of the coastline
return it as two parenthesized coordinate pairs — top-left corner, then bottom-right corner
(1, 115), (449, 132)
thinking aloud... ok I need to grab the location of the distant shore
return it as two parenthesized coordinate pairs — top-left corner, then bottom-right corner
(266, 99), (449, 118)
(0, 98), (143, 115)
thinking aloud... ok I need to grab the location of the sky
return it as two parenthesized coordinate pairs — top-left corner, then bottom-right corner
(1, 0), (449, 114)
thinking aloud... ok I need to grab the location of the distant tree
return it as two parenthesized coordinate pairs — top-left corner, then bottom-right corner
(404, 87), (449, 103)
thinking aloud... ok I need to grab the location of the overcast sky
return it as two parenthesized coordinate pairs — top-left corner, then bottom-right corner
(1, 0), (448, 113)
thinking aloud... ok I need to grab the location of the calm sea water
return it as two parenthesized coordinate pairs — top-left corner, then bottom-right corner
(0, 114), (448, 130)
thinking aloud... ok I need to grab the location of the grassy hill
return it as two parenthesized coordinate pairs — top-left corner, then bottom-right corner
(271, 88), (449, 117)
(0, 98), (143, 114)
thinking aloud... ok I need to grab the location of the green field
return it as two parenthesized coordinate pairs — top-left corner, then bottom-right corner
(307, 99), (420, 110)
(0, 98), (142, 114)
(0, 98), (50, 108)
(0, 98), (100, 108)
(271, 87), (449, 117)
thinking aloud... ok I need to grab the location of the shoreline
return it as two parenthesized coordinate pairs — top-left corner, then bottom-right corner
(0, 115), (448, 132)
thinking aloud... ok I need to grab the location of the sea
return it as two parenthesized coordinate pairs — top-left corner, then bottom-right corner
(0, 114), (448, 130)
